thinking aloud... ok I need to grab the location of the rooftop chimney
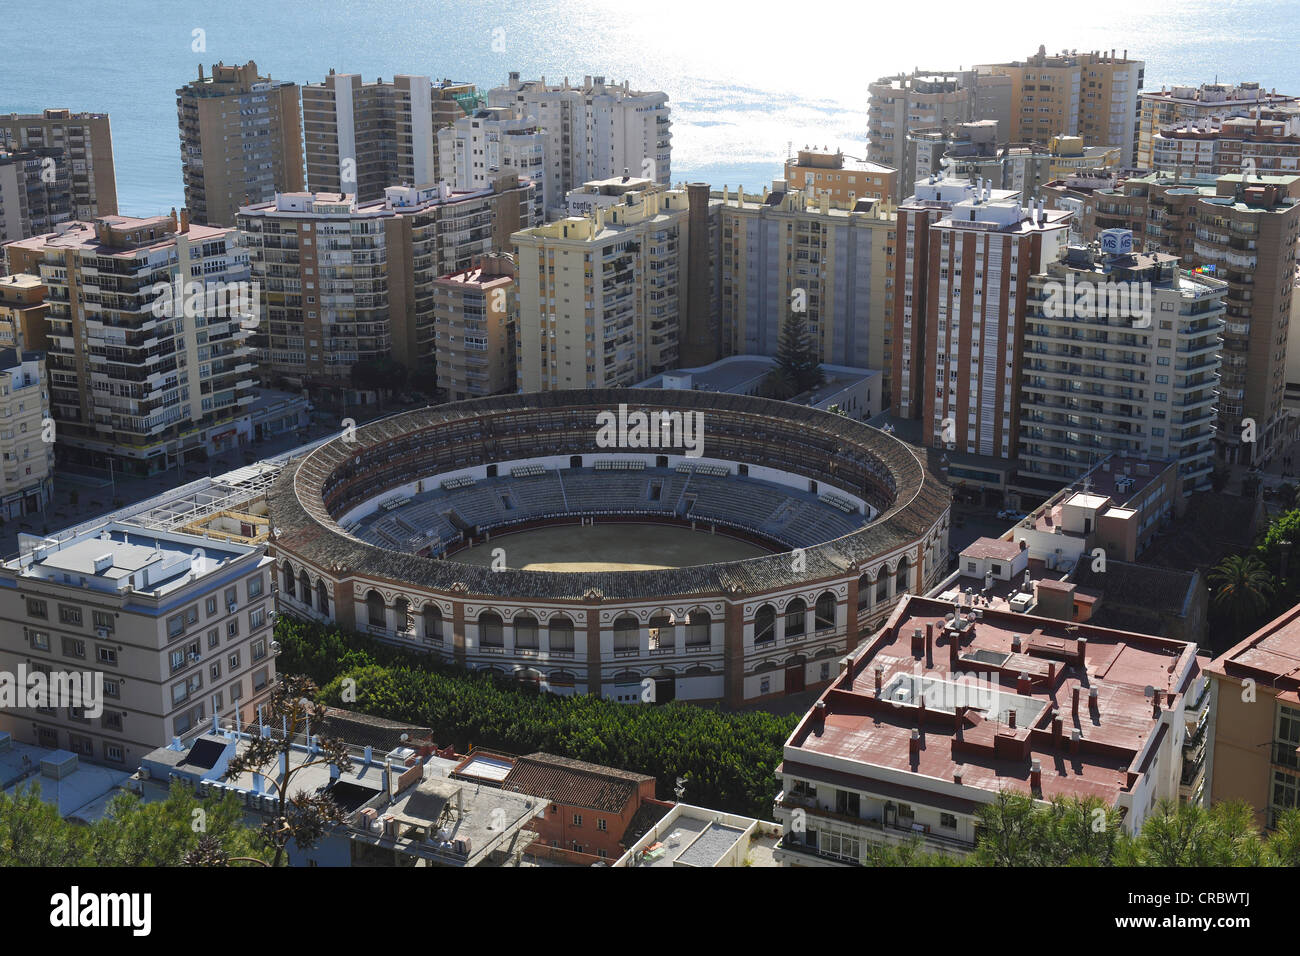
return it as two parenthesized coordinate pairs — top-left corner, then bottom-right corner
(1029, 757), (1042, 792)
(909, 728), (921, 759)
(1072, 686), (1080, 717)
(1008, 709), (1017, 729)
(874, 666), (883, 696)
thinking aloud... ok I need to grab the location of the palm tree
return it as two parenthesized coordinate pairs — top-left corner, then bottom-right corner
(1208, 553), (1274, 635)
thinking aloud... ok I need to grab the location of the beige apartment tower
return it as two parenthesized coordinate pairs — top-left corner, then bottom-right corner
(5, 212), (257, 476)
(980, 47), (1144, 166)
(433, 254), (517, 400)
(238, 175), (534, 391)
(0, 109), (118, 220)
(302, 71), (478, 202)
(718, 182), (894, 378)
(513, 182), (692, 390)
(177, 61), (305, 227)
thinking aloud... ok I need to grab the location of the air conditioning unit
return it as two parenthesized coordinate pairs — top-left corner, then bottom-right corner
(188, 652), (201, 663)
(96, 626), (111, 638)
(228, 602), (238, 614)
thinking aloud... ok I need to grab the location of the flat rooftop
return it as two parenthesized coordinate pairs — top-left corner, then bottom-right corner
(638, 815), (747, 867)
(6, 523), (252, 597)
(786, 595), (1200, 807)
(0, 741), (131, 822)
(1207, 603), (1300, 693)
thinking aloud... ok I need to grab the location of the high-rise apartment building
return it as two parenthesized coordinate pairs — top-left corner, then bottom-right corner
(1083, 172), (1300, 463)
(868, 71), (1012, 202)
(433, 253), (517, 400)
(0, 147), (73, 245)
(0, 109), (118, 220)
(980, 47), (1144, 166)
(717, 182), (894, 376)
(301, 71), (479, 202)
(1205, 603), (1300, 829)
(238, 175), (534, 390)
(0, 523), (274, 768)
(784, 148), (896, 205)
(1019, 239), (1227, 495)
(177, 61), (305, 227)
(892, 176), (1071, 462)
(513, 182), (693, 390)
(0, 348), (54, 519)
(438, 107), (547, 216)
(1137, 82), (1298, 170)
(487, 73), (671, 216)
(1151, 114), (1300, 178)
(5, 212), (256, 476)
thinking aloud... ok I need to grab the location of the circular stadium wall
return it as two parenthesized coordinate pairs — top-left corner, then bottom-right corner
(267, 389), (952, 708)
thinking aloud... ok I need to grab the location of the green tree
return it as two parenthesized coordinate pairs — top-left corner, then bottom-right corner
(1120, 801), (1264, 866)
(1208, 553), (1274, 636)
(90, 779), (270, 866)
(765, 312), (823, 400)
(0, 783), (88, 866)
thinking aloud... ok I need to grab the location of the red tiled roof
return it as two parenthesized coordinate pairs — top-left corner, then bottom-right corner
(502, 752), (652, 813)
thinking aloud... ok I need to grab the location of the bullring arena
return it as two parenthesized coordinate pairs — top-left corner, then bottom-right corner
(266, 389), (951, 708)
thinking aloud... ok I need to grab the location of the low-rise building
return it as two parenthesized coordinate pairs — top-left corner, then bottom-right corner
(137, 723), (543, 866)
(0, 273), (49, 350)
(784, 147), (896, 205)
(773, 593), (1202, 865)
(0, 523), (275, 769)
(637, 354), (882, 421)
(615, 803), (781, 867)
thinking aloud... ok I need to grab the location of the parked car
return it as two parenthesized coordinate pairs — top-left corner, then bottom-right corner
(997, 509), (1028, 521)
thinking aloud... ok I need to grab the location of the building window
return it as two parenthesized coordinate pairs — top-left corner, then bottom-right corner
(228, 619), (240, 639)
(228, 651), (241, 670)
(247, 575), (264, 599)
(58, 604), (82, 627)
(572, 813), (583, 827)
(105, 744), (125, 763)
(250, 608), (267, 631)
(27, 597), (47, 619)
(103, 712), (123, 732)
(28, 629), (50, 651)
(206, 596), (218, 617)
(229, 680), (243, 702)
(597, 819), (607, 832)
(253, 668), (268, 691)
(940, 812), (958, 829)
(208, 629), (220, 649)
(103, 679), (120, 699)
(96, 646), (117, 666)
(61, 637), (85, 659)
(92, 610), (114, 633)
(251, 638), (267, 662)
